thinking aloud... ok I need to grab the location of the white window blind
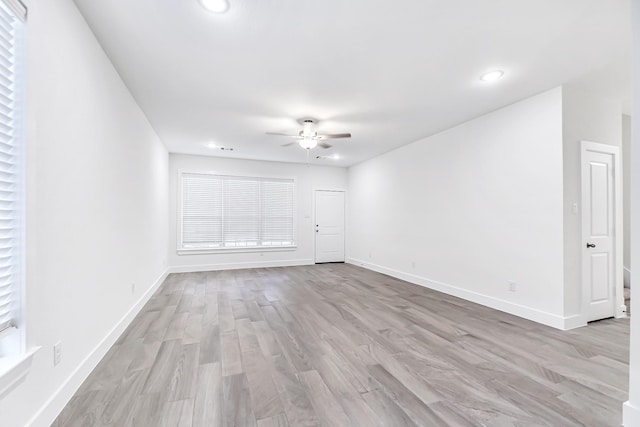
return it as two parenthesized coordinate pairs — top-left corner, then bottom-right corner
(0, 0), (24, 336)
(181, 173), (295, 250)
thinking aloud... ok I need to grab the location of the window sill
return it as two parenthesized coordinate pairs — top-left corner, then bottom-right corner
(0, 346), (41, 399)
(177, 245), (298, 255)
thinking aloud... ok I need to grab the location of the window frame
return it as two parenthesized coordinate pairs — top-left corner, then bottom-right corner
(177, 170), (298, 255)
(0, 0), (26, 352)
(0, 0), (39, 401)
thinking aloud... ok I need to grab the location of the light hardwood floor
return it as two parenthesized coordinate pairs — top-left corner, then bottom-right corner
(54, 264), (630, 426)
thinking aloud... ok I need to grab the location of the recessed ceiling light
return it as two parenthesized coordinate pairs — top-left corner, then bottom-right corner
(480, 70), (504, 82)
(316, 154), (341, 160)
(200, 0), (229, 13)
(204, 142), (234, 151)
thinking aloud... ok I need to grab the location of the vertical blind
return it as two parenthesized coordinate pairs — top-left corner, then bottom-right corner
(181, 173), (295, 249)
(0, 0), (25, 335)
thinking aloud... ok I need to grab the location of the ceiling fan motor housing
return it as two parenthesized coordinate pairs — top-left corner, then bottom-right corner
(302, 119), (317, 138)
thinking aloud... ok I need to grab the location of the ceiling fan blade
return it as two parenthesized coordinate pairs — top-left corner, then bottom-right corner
(281, 142), (298, 147)
(266, 132), (300, 138)
(317, 133), (351, 140)
(318, 142), (332, 149)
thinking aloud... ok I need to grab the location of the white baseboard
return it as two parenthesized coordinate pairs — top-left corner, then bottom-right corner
(624, 266), (631, 288)
(26, 268), (170, 427)
(618, 304), (629, 319)
(561, 314), (587, 330)
(168, 258), (314, 274)
(347, 258), (582, 331)
(624, 401), (640, 426)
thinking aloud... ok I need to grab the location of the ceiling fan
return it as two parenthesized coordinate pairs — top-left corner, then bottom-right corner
(266, 119), (351, 150)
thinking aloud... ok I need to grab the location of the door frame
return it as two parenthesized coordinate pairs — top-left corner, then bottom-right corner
(313, 188), (347, 263)
(580, 140), (625, 322)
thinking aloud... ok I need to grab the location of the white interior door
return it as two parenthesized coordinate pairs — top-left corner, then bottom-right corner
(581, 142), (620, 322)
(315, 190), (345, 263)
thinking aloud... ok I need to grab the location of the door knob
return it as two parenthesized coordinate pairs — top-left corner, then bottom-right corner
(586, 243), (596, 248)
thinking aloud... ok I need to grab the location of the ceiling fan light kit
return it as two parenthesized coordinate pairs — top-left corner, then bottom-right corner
(299, 138), (318, 150)
(200, 0), (229, 13)
(266, 118), (351, 153)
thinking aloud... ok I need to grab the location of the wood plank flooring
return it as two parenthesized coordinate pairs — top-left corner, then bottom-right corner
(54, 264), (630, 426)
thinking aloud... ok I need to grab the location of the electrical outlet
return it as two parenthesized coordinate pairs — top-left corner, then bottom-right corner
(368, 252), (372, 259)
(131, 283), (135, 294)
(508, 281), (517, 292)
(53, 341), (62, 366)
(411, 261), (416, 268)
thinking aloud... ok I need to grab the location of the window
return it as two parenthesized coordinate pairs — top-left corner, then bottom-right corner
(0, 0), (25, 345)
(179, 173), (295, 251)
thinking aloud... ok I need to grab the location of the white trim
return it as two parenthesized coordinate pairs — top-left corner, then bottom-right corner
(618, 303), (629, 318)
(580, 141), (625, 323)
(26, 268), (169, 427)
(177, 245), (297, 255)
(624, 401), (640, 426)
(312, 186), (348, 193)
(178, 168), (299, 183)
(168, 258), (314, 274)
(348, 258), (583, 330)
(562, 314), (586, 331)
(0, 345), (39, 400)
(625, 266), (631, 288)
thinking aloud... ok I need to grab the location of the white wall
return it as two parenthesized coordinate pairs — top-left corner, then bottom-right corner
(0, 0), (169, 426)
(348, 88), (567, 327)
(624, 0), (640, 424)
(169, 154), (347, 271)
(561, 85), (623, 317)
(623, 114), (631, 286)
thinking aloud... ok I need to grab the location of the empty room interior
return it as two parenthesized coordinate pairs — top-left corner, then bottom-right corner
(1, 0), (640, 426)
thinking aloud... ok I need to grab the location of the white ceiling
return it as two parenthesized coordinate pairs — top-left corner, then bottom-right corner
(73, 0), (631, 167)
